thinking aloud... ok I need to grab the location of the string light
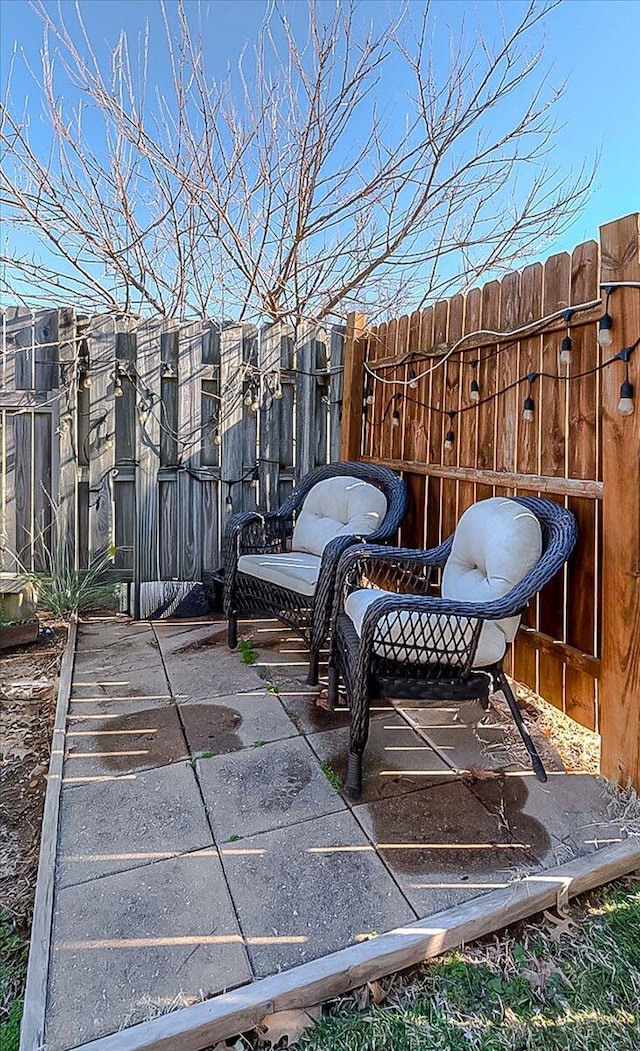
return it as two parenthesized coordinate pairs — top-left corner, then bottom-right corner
(114, 378), (124, 397)
(598, 289), (613, 347)
(559, 309), (573, 366)
(364, 386), (374, 405)
(161, 361), (178, 378)
(470, 360), (480, 402)
(618, 379), (634, 416)
(522, 374), (538, 423)
(225, 484), (234, 514)
(391, 408), (401, 427)
(444, 411), (456, 451)
(617, 346), (636, 416)
(408, 368), (418, 389)
(214, 430), (222, 446)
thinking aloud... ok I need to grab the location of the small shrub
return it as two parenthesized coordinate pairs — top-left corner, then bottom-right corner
(20, 544), (117, 619)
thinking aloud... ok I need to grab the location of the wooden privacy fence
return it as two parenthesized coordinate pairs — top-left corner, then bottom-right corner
(341, 213), (640, 791)
(0, 312), (344, 594)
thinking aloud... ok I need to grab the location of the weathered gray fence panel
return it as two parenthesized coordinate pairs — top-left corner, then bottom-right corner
(1, 309), (344, 599)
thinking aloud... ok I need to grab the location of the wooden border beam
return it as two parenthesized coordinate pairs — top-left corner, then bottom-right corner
(20, 616), (77, 1051)
(75, 838), (639, 1051)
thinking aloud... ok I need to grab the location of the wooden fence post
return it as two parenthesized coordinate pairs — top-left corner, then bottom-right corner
(599, 213), (640, 790)
(340, 312), (367, 461)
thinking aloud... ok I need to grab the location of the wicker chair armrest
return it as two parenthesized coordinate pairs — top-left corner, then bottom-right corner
(331, 538), (453, 620)
(358, 590), (529, 641)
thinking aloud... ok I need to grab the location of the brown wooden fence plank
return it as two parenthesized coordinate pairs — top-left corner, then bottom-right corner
(476, 281), (500, 503)
(134, 318), (162, 587)
(600, 212), (640, 790)
(457, 289), (481, 517)
(565, 239), (600, 729)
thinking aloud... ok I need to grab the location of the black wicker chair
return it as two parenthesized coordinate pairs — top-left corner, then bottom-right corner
(223, 462), (408, 685)
(328, 496), (577, 797)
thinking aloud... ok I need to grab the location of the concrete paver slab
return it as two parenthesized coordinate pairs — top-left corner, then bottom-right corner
(469, 772), (627, 864)
(75, 620), (155, 653)
(180, 693), (298, 755)
(56, 761), (213, 887)
(307, 712), (456, 803)
(45, 849), (251, 1050)
(155, 622), (267, 701)
(353, 781), (538, 915)
(219, 809), (415, 977)
(64, 705), (187, 778)
(197, 735), (346, 842)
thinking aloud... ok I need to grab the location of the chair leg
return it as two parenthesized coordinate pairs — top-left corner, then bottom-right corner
(346, 751), (362, 798)
(306, 646), (319, 686)
(327, 663), (339, 711)
(347, 683), (371, 799)
(495, 668), (547, 783)
(227, 613), (237, 650)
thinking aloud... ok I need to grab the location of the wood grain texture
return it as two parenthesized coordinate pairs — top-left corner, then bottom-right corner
(74, 838), (640, 1051)
(88, 315), (116, 559)
(134, 318), (162, 588)
(599, 213), (640, 790)
(340, 312), (366, 461)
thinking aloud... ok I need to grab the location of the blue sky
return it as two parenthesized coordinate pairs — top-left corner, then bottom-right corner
(1, 0), (638, 312)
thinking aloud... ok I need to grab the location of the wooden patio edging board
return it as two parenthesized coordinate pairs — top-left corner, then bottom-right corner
(20, 614), (78, 1051)
(72, 837), (640, 1051)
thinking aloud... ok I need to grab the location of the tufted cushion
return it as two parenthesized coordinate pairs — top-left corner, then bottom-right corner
(292, 476), (387, 557)
(345, 587), (507, 668)
(237, 552), (321, 596)
(344, 497), (542, 669)
(441, 497), (542, 643)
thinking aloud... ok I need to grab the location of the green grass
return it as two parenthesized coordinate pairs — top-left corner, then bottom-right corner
(0, 909), (28, 1051)
(237, 638), (259, 665)
(299, 881), (640, 1051)
(320, 761), (342, 793)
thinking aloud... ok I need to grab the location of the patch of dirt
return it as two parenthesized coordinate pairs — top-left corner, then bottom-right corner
(512, 680), (600, 775)
(0, 617), (67, 1020)
(174, 629), (226, 655)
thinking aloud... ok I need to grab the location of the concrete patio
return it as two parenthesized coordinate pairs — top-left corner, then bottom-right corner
(44, 615), (631, 1050)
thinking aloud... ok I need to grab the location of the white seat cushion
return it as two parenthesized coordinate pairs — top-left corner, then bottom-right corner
(441, 497), (542, 643)
(292, 476), (387, 557)
(345, 588), (507, 668)
(344, 497), (542, 669)
(237, 552), (321, 597)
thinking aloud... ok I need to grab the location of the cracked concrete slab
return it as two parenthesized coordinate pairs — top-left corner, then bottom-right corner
(307, 711), (456, 803)
(180, 692), (298, 756)
(197, 735), (346, 842)
(63, 705), (187, 778)
(352, 780), (536, 915)
(56, 761), (213, 887)
(219, 809), (415, 977)
(45, 849), (251, 1051)
(469, 772), (628, 864)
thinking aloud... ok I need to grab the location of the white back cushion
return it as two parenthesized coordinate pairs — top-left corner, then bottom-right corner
(293, 476), (387, 557)
(442, 497), (542, 642)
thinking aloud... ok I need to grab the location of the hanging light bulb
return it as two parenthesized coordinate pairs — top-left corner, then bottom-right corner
(408, 368), (418, 389)
(213, 430), (222, 447)
(83, 372), (92, 388)
(114, 377), (124, 397)
(139, 401), (150, 424)
(617, 379), (634, 416)
(560, 336), (573, 365)
(250, 398), (260, 414)
(523, 396), (535, 423)
(470, 378), (480, 402)
(243, 389), (253, 407)
(225, 492), (233, 514)
(598, 312), (613, 346)
(273, 383), (283, 400)
(391, 409), (401, 427)
(444, 429), (455, 451)
(364, 386), (374, 405)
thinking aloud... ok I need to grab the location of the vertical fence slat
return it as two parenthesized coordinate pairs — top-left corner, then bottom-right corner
(134, 318), (162, 588)
(565, 239), (600, 730)
(88, 315), (116, 559)
(1, 410), (17, 572)
(329, 325), (344, 463)
(259, 322), (284, 512)
(220, 324), (246, 525)
(600, 212), (640, 789)
(295, 321), (317, 479)
(57, 308), (78, 567)
(177, 321), (205, 581)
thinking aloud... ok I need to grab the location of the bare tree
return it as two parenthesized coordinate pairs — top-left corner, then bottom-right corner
(0, 0), (591, 323)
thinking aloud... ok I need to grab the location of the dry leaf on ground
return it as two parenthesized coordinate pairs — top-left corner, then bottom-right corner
(258, 1005), (322, 1047)
(465, 765), (504, 781)
(543, 908), (579, 942)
